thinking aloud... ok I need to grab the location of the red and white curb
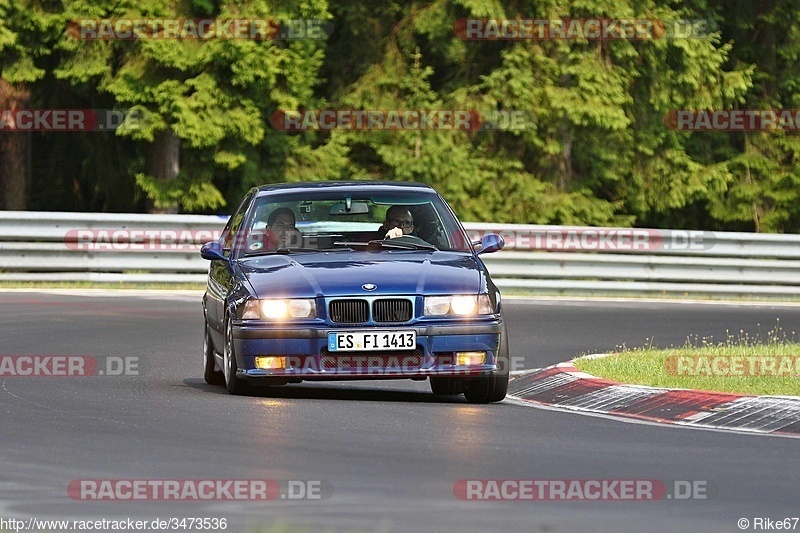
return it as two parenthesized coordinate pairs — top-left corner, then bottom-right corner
(508, 361), (800, 437)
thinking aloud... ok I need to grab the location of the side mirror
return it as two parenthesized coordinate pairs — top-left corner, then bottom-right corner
(200, 241), (227, 261)
(476, 233), (504, 255)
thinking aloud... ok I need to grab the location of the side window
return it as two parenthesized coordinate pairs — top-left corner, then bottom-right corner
(411, 204), (453, 250)
(221, 192), (254, 251)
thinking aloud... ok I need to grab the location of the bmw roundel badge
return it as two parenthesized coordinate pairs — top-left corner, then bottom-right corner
(362, 283), (377, 291)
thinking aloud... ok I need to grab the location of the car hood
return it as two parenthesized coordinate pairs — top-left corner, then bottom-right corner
(238, 251), (483, 298)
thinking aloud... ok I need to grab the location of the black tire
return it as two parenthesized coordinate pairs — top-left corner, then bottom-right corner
(203, 321), (225, 386)
(463, 323), (510, 404)
(430, 377), (463, 395)
(223, 317), (251, 395)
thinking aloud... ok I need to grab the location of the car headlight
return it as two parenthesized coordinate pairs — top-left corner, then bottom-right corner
(242, 298), (317, 320)
(424, 294), (493, 316)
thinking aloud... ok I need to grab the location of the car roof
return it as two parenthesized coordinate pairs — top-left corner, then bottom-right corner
(254, 180), (436, 197)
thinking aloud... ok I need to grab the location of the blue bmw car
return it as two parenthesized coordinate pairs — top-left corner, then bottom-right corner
(201, 181), (509, 403)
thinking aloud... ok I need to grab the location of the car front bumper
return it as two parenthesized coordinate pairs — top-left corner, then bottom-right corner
(231, 320), (504, 381)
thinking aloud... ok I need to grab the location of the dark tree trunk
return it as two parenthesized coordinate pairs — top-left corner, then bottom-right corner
(558, 123), (574, 192)
(0, 80), (31, 210)
(753, 0), (778, 98)
(146, 129), (180, 213)
(557, 68), (574, 192)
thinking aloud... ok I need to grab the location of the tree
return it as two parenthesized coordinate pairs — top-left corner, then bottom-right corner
(318, 0), (751, 226)
(0, 0), (60, 209)
(702, 0), (800, 232)
(55, 0), (329, 212)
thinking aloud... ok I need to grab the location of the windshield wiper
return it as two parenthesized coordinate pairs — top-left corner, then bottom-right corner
(275, 247), (322, 254)
(334, 240), (437, 251)
(244, 247), (318, 257)
(244, 246), (355, 257)
(333, 241), (370, 247)
(374, 240), (436, 250)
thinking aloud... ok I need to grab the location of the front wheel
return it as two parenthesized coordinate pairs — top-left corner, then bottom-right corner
(223, 317), (251, 395)
(203, 321), (225, 386)
(463, 324), (509, 404)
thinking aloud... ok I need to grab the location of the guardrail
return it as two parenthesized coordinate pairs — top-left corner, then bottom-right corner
(1, 211), (799, 298)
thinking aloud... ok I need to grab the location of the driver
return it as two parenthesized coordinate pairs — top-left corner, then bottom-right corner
(379, 206), (414, 239)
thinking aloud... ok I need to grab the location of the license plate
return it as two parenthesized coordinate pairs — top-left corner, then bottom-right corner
(328, 330), (416, 352)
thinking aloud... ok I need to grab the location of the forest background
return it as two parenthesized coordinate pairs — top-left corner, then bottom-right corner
(1, 0), (798, 233)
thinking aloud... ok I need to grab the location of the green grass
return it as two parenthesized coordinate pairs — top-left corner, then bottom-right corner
(574, 322), (800, 396)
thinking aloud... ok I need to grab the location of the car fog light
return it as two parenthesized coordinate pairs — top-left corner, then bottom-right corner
(455, 352), (486, 366)
(255, 356), (286, 370)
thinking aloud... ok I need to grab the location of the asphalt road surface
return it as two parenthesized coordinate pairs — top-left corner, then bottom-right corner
(1, 291), (798, 533)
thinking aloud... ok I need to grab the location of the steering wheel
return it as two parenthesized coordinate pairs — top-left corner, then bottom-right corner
(413, 221), (448, 249)
(385, 234), (438, 249)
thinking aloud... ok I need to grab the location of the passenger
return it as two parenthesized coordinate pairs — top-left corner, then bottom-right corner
(249, 207), (302, 250)
(267, 207), (303, 248)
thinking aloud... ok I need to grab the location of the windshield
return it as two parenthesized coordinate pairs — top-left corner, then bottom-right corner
(237, 189), (472, 255)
